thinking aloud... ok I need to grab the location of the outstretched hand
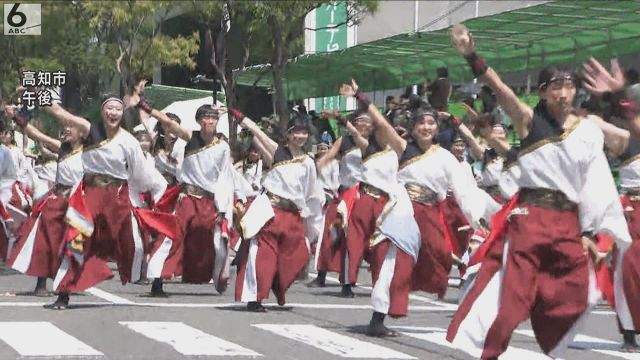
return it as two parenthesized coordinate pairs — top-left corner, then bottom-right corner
(460, 102), (479, 117)
(582, 57), (625, 96)
(581, 236), (605, 265)
(339, 79), (359, 97)
(320, 109), (340, 119)
(450, 23), (475, 55)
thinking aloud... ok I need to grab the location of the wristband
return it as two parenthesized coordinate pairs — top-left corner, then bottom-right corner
(229, 108), (245, 121)
(137, 96), (152, 114)
(354, 90), (371, 108)
(449, 115), (462, 127)
(464, 52), (488, 77)
(13, 107), (32, 128)
(580, 231), (595, 242)
(610, 86), (640, 121)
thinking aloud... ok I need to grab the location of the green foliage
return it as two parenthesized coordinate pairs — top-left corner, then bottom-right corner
(83, 1), (199, 89)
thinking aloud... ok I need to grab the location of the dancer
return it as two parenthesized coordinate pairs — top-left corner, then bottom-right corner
(232, 108), (324, 312)
(447, 24), (637, 358)
(7, 119), (83, 296)
(309, 110), (369, 290)
(41, 94), (167, 309)
(341, 80), (498, 335)
(0, 119), (18, 261)
(141, 102), (233, 295)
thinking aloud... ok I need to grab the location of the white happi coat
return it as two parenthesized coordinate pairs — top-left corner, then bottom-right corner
(513, 113), (634, 331)
(338, 136), (363, 189)
(0, 145), (17, 206)
(178, 132), (234, 218)
(318, 158), (340, 198)
(55, 145), (83, 187)
(479, 149), (505, 188)
(398, 144), (500, 230)
(82, 125), (166, 203)
(243, 146), (324, 243)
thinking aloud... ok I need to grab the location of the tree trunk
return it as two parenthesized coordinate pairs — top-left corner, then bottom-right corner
(268, 16), (289, 136)
(224, 80), (237, 149)
(271, 65), (289, 137)
(64, 65), (85, 113)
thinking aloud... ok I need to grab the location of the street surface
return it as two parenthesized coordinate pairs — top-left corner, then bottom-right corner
(0, 264), (633, 360)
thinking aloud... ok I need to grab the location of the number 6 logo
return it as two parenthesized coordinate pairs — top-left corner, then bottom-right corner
(7, 3), (27, 27)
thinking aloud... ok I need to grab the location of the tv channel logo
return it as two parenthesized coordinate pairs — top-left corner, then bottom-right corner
(4, 3), (41, 35)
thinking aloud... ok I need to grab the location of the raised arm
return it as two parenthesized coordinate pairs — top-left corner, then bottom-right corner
(487, 136), (512, 156)
(42, 102), (91, 137)
(230, 109), (278, 158)
(22, 123), (61, 152)
(451, 24), (533, 139)
(586, 115), (630, 157)
(250, 136), (274, 168)
(456, 116), (485, 160)
(135, 98), (192, 142)
(150, 109), (191, 142)
(339, 80), (406, 156)
(316, 136), (343, 171)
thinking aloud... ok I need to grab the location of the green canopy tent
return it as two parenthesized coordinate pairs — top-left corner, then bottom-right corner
(235, 1), (640, 101)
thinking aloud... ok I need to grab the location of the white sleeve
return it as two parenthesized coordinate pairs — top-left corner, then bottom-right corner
(213, 142), (234, 219)
(302, 158), (325, 242)
(578, 147), (632, 248)
(0, 148), (17, 205)
(445, 153), (500, 229)
(126, 143), (167, 206)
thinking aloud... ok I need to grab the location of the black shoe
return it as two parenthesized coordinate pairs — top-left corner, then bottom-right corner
(46, 293), (69, 310)
(622, 331), (639, 352)
(150, 278), (168, 297)
(247, 301), (267, 312)
(306, 277), (326, 288)
(340, 285), (355, 298)
(215, 279), (228, 295)
(366, 322), (398, 337)
(150, 288), (169, 298)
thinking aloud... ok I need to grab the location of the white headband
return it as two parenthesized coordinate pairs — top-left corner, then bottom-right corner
(101, 97), (124, 109)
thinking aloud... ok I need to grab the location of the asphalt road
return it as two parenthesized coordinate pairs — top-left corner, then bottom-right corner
(0, 264), (634, 360)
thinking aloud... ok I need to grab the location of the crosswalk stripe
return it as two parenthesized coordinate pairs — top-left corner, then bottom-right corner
(392, 326), (551, 360)
(120, 321), (261, 356)
(321, 274), (456, 310)
(253, 324), (415, 359)
(87, 287), (135, 305)
(516, 329), (640, 360)
(0, 321), (103, 357)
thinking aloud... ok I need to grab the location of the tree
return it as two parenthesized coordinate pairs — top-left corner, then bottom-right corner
(191, 1), (257, 148)
(84, 1), (199, 97)
(247, 1), (378, 134)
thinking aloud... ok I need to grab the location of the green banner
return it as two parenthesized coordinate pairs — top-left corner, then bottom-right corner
(315, 2), (347, 113)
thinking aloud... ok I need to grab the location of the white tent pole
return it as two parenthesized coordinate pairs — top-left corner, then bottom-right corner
(412, 0), (419, 95)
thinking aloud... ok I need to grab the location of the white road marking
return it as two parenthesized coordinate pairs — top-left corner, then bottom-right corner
(0, 300), (454, 311)
(393, 326), (552, 360)
(592, 310), (617, 316)
(0, 321), (103, 357)
(516, 329), (639, 360)
(86, 287), (135, 305)
(0, 301), (111, 307)
(254, 324), (415, 359)
(120, 321), (261, 356)
(321, 274), (458, 310)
